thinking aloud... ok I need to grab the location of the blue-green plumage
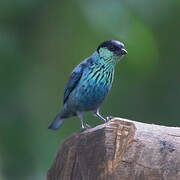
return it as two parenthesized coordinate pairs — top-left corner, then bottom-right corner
(48, 40), (127, 130)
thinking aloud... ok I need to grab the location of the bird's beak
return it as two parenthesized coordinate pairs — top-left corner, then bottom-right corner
(121, 48), (128, 55)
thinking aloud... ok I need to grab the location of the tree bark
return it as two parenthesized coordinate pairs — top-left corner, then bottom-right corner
(47, 117), (180, 180)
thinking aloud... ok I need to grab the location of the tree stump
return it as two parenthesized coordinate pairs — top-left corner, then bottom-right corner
(47, 117), (180, 180)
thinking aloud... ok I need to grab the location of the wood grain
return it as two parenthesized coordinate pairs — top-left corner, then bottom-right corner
(47, 117), (180, 180)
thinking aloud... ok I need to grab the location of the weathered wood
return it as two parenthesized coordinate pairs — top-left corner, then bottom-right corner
(47, 117), (180, 180)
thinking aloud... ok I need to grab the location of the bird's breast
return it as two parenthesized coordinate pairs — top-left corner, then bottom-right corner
(69, 68), (114, 111)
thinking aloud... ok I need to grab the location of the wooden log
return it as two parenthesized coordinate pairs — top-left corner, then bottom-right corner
(47, 117), (180, 180)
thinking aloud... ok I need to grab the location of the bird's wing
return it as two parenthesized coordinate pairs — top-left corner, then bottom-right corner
(63, 57), (91, 104)
(63, 65), (83, 104)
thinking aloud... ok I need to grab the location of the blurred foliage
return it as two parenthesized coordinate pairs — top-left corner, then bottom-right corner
(0, 0), (180, 179)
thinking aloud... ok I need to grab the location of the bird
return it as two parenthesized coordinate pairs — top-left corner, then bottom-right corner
(48, 40), (127, 131)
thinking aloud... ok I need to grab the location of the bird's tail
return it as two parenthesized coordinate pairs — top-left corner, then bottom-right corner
(48, 112), (65, 130)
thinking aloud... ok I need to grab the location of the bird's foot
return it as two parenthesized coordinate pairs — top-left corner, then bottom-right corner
(106, 116), (114, 121)
(86, 123), (91, 128)
(81, 124), (91, 131)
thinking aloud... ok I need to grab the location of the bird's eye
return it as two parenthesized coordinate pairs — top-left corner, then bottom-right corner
(109, 45), (119, 52)
(115, 46), (120, 52)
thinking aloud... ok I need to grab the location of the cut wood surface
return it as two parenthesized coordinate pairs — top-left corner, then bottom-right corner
(47, 117), (180, 180)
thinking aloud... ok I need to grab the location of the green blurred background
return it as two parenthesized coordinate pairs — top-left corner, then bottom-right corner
(0, 0), (180, 179)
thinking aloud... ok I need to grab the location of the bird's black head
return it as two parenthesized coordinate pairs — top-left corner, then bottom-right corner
(97, 40), (127, 56)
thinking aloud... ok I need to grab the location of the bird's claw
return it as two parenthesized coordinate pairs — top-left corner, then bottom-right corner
(81, 124), (91, 131)
(85, 123), (91, 129)
(106, 116), (114, 121)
